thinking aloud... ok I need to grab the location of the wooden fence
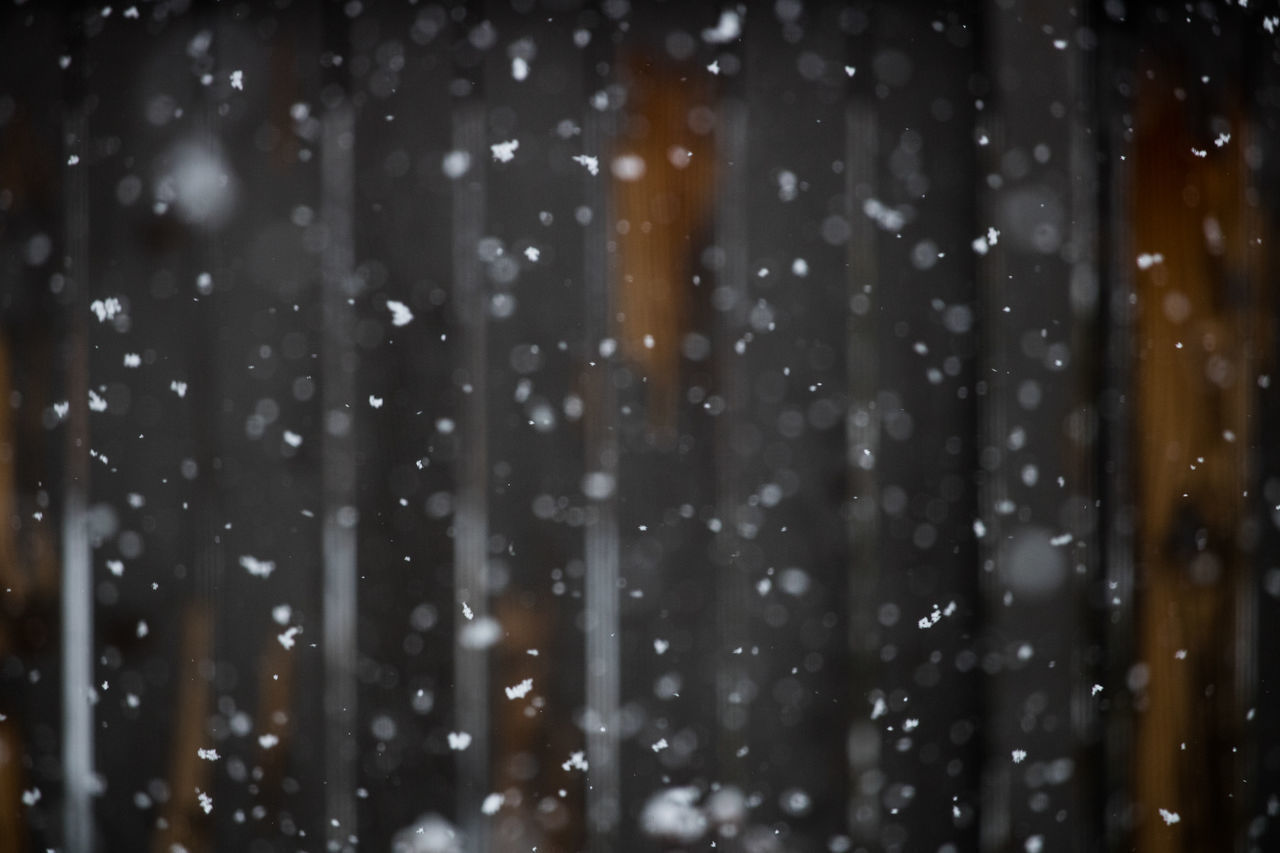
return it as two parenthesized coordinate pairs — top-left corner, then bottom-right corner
(1, 2), (1279, 852)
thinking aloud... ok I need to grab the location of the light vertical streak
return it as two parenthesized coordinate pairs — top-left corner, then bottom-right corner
(61, 97), (94, 853)
(582, 96), (621, 852)
(844, 99), (882, 846)
(451, 101), (490, 853)
(321, 99), (359, 853)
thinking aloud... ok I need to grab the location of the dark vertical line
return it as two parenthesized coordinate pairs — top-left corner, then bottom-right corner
(844, 96), (881, 847)
(1066, 7), (1105, 848)
(60, 10), (93, 848)
(975, 110), (1012, 853)
(450, 99), (489, 852)
(320, 8), (359, 848)
(1098, 52), (1138, 853)
(713, 90), (749, 781)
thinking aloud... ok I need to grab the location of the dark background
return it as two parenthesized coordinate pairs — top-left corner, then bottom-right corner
(1, 2), (1279, 852)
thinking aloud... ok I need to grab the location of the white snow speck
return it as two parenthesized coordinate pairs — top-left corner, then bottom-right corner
(1136, 252), (1164, 270)
(1191, 147), (1207, 158)
(88, 390), (107, 412)
(1175, 648), (1187, 659)
(196, 272), (213, 294)
(230, 70), (243, 90)
(123, 6), (138, 18)
(283, 430), (303, 447)
(441, 150), (471, 179)
(561, 750), (589, 772)
(448, 731), (472, 751)
(22, 788), (40, 806)
(653, 638), (669, 655)
(1091, 683), (1103, 696)
(870, 697), (887, 720)
(1025, 836), (1044, 853)
(1012, 749), (1027, 763)
(1159, 808), (1181, 825)
(845, 65), (856, 77)
(640, 786), (706, 842)
(107, 560), (124, 577)
(573, 154), (599, 175)
(511, 56), (529, 81)
(272, 604), (292, 625)
(651, 737), (669, 752)
(707, 59), (720, 75)
(918, 601), (955, 629)
(136, 619), (148, 638)
(581, 470), (616, 500)
(461, 601), (474, 620)
(1214, 132), (1231, 148)
(701, 9), (741, 43)
(67, 154), (80, 166)
(170, 380), (188, 398)
(239, 555), (276, 578)
(482, 792), (505, 815)
(277, 626), (301, 650)
(973, 518), (987, 538)
(863, 198), (906, 232)
(504, 678), (534, 700)
(524, 246), (540, 262)
(490, 139), (519, 163)
(386, 299), (414, 326)
(123, 353), (141, 368)
(90, 297), (122, 322)
(903, 718), (919, 731)
(258, 733), (279, 749)
(972, 227), (999, 255)
(197, 790), (213, 814)
(197, 748), (219, 761)
(368, 395), (383, 409)
(53, 401), (69, 420)
(459, 616), (501, 649)
(611, 153), (646, 182)
(1050, 532), (1074, 547)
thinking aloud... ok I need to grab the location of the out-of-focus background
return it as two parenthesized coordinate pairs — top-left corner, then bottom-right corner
(1, 1), (1279, 851)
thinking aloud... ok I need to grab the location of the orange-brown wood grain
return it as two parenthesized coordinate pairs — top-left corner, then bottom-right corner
(612, 56), (717, 433)
(1130, 62), (1265, 852)
(151, 603), (214, 853)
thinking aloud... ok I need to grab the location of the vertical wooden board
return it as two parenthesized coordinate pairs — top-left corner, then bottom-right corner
(1095, 17), (1137, 846)
(734, 4), (850, 849)
(202, 5), (330, 850)
(477, 5), (592, 852)
(850, 2), (985, 850)
(343, 3), (469, 849)
(1252, 14), (1280, 849)
(54, 4), (335, 850)
(44, 4), (326, 850)
(596, 8), (732, 852)
(979, 0), (1100, 849)
(71, 9), (228, 851)
(0, 6), (78, 851)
